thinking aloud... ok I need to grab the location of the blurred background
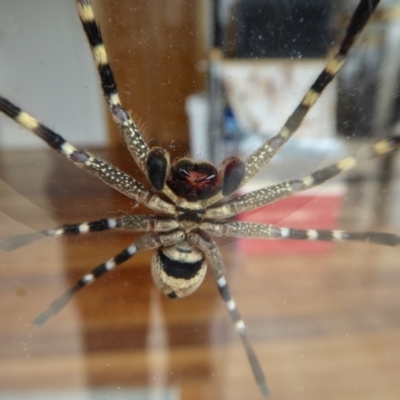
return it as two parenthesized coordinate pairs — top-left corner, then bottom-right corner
(0, 1), (400, 399)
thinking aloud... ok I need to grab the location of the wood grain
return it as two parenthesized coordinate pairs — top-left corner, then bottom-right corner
(0, 148), (399, 400)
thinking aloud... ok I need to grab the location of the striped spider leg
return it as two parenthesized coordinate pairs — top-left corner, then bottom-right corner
(204, 0), (382, 207)
(0, 0), (268, 396)
(75, 0), (179, 203)
(0, 0), (395, 398)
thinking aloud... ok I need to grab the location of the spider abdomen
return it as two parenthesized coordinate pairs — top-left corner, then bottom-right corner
(151, 240), (207, 298)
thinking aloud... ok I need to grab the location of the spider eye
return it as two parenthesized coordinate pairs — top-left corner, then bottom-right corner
(179, 168), (191, 177)
(168, 160), (220, 200)
(195, 173), (217, 184)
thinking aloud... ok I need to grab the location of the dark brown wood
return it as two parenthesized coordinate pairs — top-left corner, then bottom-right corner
(0, 147), (399, 399)
(95, 0), (207, 157)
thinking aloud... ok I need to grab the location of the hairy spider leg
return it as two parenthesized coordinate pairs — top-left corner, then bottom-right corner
(33, 243), (138, 326)
(0, 216), (179, 252)
(188, 232), (271, 399)
(75, 0), (147, 164)
(205, 0), (381, 207)
(0, 97), (173, 215)
(201, 221), (400, 248)
(0, 1), (388, 399)
(204, 135), (400, 219)
(34, 230), (185, 326)
(75, 0), (178, 202)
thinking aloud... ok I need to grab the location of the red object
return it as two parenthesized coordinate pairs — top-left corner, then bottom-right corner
(237, 192), (343, 254)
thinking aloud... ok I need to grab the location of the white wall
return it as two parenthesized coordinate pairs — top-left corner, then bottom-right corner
(0, 0), (107, 149)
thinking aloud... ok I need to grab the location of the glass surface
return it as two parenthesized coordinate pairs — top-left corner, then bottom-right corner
(0, 1), (400, 400)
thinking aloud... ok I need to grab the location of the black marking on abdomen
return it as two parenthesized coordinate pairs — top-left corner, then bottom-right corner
(158, 249), (204, 280)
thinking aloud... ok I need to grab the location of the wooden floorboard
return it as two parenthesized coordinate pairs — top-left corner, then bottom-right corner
(0, 148), (399, 400)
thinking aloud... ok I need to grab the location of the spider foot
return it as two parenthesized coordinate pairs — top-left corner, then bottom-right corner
(33, 289), (76, 326)
(0, 232), (43, 251)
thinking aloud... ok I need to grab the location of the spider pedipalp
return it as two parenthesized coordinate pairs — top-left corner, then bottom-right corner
(2, 0), (398, 398)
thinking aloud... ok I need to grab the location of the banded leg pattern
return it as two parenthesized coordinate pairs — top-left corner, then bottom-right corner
(75, 0), (179, 203)
(48, 215), (179, 236)
(187, 233), (270, 398)
(0, 96), (80, 156)
(201, 221), (400, 247)
(0, 97), (174, 214)
(0, 219), (118, 252)
(47, 216), (179, 236)
(75, 0), (150, 175)
(0, 216), (180, 252)
(33, 231), (185, 326)
(240, 0), (380, 185)
(47, 218), (122, 237)
(205, 134), (400, 219)
(217, 276), (270, 399)
(33, 243), (139, 326)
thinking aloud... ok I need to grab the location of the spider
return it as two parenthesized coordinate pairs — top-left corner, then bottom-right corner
(0, 0), (398, 398)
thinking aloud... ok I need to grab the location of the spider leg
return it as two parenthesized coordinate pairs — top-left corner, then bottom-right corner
(75, 0), (178, 202)
(75, 0), (149, 168)
(34, 243), (138, 326)
(204, 0), (380, 207)
(0, 219), (115, 252)
(188, 232), (270, 399)
(0, 216), (179, 252)
(0, 97), (174, 214)
(34, 230), (184, 326)
(241, 0), (380, 183)
(45, 215), (179, 237)
(0, 232), (44, 252)
(201, 221), (400, 247)
(205, 135), (400, 219)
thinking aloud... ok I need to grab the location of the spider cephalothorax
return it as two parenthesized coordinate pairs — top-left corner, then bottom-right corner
(1, 1), (397, 398)
(145, 141), (246, 201)
(152, 152), (245, 201)
(167, 159), (220, 200)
